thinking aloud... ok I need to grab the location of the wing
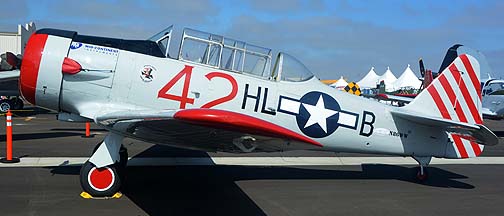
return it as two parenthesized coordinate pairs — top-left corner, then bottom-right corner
(95, 109), (322, 153)
(391, 109), (499, 146)
(375, 93), (414, 103)
(0, 69), (20, 81)
(0, 70), (20, 96)
(361, 93), (414, 104)
(482, 108), (497, 118)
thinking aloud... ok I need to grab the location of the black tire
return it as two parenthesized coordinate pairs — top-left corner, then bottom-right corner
(117, 147), (128, 182)
(118, 146), (128, 169)
(415, 167), (428, 182)
(10, 98), (23, 110)
(80, 161), (121, 197)
(91, 143), (128, 181)
(0, 99), (12, 112)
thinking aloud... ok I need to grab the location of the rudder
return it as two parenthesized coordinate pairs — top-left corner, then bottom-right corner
(405, 54), (484, 158)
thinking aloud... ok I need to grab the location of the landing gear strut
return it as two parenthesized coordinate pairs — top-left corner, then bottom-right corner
(413, 156), (431, 182)
(80, 134), (127, 197)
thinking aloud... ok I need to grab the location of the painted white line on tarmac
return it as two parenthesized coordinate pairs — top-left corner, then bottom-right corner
(1, 157), (504, 167)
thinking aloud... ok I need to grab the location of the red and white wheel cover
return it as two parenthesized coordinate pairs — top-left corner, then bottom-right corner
(87, 167), (115, 191)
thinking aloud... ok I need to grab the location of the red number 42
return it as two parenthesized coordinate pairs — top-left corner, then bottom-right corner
(157, 65), (238, 109)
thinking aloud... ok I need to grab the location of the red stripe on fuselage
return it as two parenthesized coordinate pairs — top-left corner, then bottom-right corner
(19, 34), (48, 105)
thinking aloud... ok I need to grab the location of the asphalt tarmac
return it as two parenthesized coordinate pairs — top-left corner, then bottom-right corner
(0, 107), (504, 215)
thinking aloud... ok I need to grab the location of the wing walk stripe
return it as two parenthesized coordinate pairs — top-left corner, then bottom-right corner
(460, 54), (482, 101)
(448, 64), (482, 124)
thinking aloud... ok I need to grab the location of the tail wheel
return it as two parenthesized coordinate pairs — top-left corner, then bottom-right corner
(80, 161), (121, 197)
(415, 167), (428, 182)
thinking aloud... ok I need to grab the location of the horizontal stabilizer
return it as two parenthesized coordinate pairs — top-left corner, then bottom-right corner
(375, 93), (414, 103)
(391, 109), (498, 146)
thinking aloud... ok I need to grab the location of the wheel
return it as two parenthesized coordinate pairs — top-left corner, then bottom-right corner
(10, 98), (23, 110)
(415, 167), (428, 182)
(117, 147), (128, 181)
(91, 143), (128, 180)
(80, 161), (121, 197)
(0, 99), (11, 112)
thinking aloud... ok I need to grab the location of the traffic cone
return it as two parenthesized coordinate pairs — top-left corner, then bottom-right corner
(1, 110), (20, 163)
(81, 122), (95, 138)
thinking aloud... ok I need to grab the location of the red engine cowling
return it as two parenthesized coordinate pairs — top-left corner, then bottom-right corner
(20, 31), (73, 111)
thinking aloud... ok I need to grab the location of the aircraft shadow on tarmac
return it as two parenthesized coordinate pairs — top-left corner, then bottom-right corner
(50, 128), (108, 132)
(0, 132), (83, 141)
(8, 106), (55, 117)
(48, 155), (474, 216)
(493, 131), (504, 137)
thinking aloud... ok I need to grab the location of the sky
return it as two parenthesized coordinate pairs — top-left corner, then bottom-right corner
(1, 0), (503, 81)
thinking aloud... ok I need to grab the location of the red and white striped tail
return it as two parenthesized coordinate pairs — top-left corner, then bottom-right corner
(407, 54), (483, 158)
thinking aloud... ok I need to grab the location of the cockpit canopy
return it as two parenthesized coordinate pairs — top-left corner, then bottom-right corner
(483, 79), (504, 96)
(149, 26), (314, 82)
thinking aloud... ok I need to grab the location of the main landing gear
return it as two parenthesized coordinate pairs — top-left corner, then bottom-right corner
(80, 161), (122, 197)
(79, 133), (128, 197)
(413, 156), (431, 182)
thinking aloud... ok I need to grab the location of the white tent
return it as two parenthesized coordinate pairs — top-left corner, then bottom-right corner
(378, 67), (397, 92)
(392, 64), (421, 91)
(357, 67), (380, 89)
(330, 76), (348, 90)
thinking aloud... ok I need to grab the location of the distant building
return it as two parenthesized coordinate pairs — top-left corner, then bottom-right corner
(0, 22), (36, 56)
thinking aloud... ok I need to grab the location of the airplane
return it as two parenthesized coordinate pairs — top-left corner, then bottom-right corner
(371, 62), (433, 106)
(0, 52), (24, 112)
(366, 44), (501, 116)
(481, 78), (504, 119)
(358, 58), (431, 106)
(0, 25), (498, 197)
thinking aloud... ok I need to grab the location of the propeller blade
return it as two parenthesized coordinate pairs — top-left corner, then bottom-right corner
(419, 58), (425, 77)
